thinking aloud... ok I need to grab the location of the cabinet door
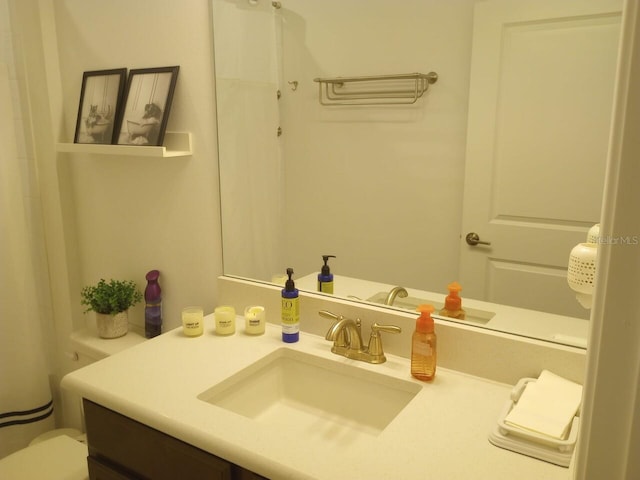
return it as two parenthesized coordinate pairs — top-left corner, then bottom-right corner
(88, 457), (140, 480)
(84, 399), (232, 480)
(231, 465), (269, 480)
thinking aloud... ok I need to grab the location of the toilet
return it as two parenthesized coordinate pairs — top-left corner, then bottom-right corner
(0, 431), (89, 480)
(0, 327), (146, 479)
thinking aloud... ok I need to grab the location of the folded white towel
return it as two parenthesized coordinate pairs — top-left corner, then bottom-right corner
(505, 370), (582, 440)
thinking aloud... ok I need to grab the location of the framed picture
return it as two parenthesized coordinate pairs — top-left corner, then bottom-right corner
(115, 66), (180, 147)
(74, 68), (127, 144)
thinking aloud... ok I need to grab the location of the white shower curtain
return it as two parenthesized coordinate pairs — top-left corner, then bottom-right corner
(213, 0), (286, 282)
(0, 63), (55, 458)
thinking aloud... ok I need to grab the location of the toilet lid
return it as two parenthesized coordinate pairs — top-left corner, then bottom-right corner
(0, 435), (88, 480)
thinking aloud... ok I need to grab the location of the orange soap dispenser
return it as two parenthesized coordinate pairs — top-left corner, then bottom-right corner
(439, 281), (466, 320)
(411, 304), (437, 381)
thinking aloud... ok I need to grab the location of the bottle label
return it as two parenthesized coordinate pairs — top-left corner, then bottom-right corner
(282, 298), (299, 330)
(414, 341), (433, 357)
(282, 323), (299, 335)
(145, 304), (163, 338)
(145, 305), (162, 325)
(319, 282), (333, 294)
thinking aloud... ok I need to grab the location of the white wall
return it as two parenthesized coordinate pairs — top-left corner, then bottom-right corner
(53, 0), (223, 339)
(4, 0), (225, 425)
(4, 0), (226, 428)
(279, 0), (475, 291)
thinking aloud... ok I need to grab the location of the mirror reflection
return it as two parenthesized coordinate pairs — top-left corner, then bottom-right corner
(212, 0), (622, 347)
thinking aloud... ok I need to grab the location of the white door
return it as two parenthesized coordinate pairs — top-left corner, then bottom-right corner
(459, 0), (621, 318)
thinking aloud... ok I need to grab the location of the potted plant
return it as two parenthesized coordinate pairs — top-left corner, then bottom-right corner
(81, 278), (143, 338)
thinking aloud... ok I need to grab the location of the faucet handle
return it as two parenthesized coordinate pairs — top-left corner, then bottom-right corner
(371, 323), (401, 335)
(367, 323), (401, 364)
(318, 310), (341, 322)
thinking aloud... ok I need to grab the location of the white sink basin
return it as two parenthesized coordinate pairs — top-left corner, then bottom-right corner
(198, 348), (420, 440)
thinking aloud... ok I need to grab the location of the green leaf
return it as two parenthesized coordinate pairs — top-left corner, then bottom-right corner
(81, 278), (143, 315)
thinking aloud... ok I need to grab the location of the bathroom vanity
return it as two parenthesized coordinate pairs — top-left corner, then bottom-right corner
(83, 399), (264, 479)
(62, 314), (572, 480)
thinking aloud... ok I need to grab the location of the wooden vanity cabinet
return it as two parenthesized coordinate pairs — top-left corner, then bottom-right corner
(83, 399), (267, 480)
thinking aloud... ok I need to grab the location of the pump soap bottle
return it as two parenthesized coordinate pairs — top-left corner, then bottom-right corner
(411, 304), (437, 381)
(317, 255), (336, 294)
(281, 268), (300, 343)
(439, 281), (466, 320)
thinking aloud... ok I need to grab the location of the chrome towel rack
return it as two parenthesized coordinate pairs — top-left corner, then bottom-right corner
(313, 71), (438, 106)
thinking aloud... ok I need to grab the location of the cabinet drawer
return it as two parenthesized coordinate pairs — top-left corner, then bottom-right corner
(84, 399), (231, 480)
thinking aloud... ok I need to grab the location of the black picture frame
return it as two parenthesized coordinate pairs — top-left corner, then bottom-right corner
(74, 68), (127, 144)
(114, 66), (180, 147)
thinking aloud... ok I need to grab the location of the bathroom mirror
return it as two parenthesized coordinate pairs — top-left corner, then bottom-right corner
(212, 0), (622, 347)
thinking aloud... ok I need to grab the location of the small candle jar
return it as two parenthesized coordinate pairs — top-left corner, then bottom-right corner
(182, 306), (204, 337)
(244, 306), (265, 335)
(214, 305), (236, 335)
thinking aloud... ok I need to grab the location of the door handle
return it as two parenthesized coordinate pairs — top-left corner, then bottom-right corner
(465, 232), (491, 246)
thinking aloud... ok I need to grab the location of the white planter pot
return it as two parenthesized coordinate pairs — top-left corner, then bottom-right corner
(96, 311), (129, 339)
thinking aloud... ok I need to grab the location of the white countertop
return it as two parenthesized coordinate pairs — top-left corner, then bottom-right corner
(62, 316), (569, 480)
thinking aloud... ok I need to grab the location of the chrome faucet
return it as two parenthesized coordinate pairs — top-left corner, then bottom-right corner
(384, 286), (408, 306)
(319, 310), (401, 364)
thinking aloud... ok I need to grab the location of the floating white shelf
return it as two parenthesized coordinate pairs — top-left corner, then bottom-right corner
(56, 131), (192, 158)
